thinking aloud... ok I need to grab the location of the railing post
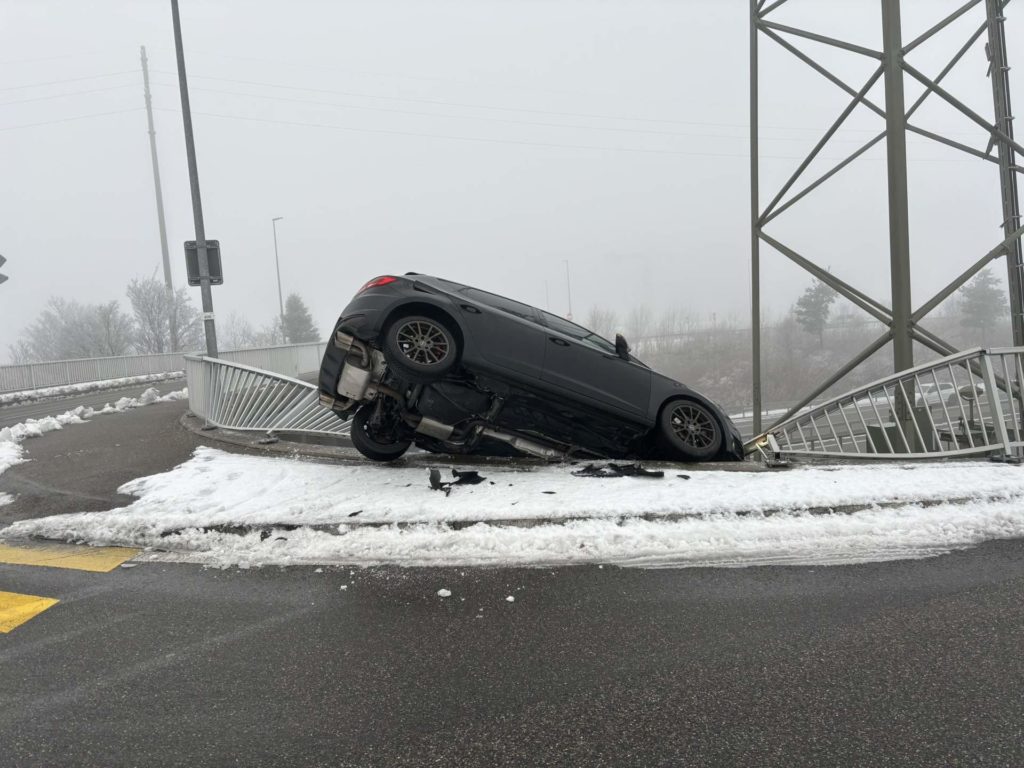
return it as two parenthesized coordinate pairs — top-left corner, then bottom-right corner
(980, 351), (1013, 458)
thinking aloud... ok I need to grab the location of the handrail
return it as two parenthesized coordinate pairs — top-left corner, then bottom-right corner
(750, 347), (1024, 461)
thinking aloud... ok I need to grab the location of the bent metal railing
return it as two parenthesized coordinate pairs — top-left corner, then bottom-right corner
(750, 347), (1024, 461)
(185, 355), (350, 437)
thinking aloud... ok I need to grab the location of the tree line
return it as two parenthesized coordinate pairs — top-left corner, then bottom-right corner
(585, 267), (1010, 410)
(10, 277), (321, 363)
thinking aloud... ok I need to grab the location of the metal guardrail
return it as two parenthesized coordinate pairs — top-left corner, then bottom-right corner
(754, 347), (1024, 460)
(0, 343), (328, 394)
(185, 355), (350, 437)
(0, 352), (185, 393)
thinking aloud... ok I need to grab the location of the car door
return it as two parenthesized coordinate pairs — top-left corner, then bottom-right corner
(453, 288), (547, 381)
(539, 312), (651, 418)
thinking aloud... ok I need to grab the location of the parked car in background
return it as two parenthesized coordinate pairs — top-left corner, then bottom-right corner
(915, 382), (959, 408)
(319, 273), (745, 463)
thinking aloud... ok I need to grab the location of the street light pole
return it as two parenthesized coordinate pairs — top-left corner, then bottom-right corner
(272, 216), (285, 344)
(564, 259), (573, 320)
(170, 0), (217, 357)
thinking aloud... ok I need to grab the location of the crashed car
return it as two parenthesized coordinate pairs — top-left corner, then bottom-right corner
(318, 273), (744, 463)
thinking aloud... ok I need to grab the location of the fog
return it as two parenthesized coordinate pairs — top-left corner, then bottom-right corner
(1, 0), (1020, 363)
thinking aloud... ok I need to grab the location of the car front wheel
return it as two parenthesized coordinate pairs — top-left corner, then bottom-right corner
(349, 405), (411, 462)
(658, 399), (723, 461)
(383, 315), (459, 383)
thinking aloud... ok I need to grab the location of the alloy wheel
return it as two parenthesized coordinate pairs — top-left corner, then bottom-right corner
(670, 402), (717, 449)
(394, 319), (451, 366)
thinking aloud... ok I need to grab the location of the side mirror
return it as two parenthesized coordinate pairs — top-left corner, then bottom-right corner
(615, 333), (631, 361)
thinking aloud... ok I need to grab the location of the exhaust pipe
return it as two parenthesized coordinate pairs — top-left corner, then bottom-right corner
(479, 428), (565, 460)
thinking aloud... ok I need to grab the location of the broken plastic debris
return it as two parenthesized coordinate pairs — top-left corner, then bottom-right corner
(505, 595), (515, 603)
(572, 462), (665, 479)
(437, 588), (452, 598)
(429, 468), (487, 496)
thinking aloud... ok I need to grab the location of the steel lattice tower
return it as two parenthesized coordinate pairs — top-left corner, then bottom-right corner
(750, 0), (1024, 435)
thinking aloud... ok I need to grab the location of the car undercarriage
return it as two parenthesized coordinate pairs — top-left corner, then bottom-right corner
(321, 331), (651, 462)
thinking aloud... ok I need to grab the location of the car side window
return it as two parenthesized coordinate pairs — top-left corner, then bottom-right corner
(541, 312), (617, 354)
(462, 288), (537, 321)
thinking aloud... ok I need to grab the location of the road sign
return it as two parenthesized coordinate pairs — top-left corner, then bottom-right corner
(184, 240), (223, 286)
(0, 255), (7, 285)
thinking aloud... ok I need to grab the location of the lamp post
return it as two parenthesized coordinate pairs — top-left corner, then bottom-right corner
(563, 259), (573, 320)
(272, 216), (285, 343)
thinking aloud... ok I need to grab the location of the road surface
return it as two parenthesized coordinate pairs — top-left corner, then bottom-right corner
(2, 389), (1024, 767)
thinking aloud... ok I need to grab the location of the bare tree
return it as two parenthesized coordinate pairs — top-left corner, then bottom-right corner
(625, 305), (653, 344)
(11, 297), (133, 361)
(219, 312), (279, 350)
(585, 306), (619, 340)
(126, 277), (203, 353)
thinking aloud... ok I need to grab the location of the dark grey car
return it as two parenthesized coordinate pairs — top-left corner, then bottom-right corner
(319, 273), (745, 463)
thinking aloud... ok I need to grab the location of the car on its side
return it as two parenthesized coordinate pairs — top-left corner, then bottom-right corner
(318, 273), (745, 463)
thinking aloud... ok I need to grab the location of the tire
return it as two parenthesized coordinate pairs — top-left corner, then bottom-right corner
(383, 314), (459, 383)
(658, 399), (723, 461)
(349, 405), (411, 462)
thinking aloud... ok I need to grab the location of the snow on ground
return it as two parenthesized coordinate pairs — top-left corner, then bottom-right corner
(0, 372), (184, 406)
(6, 446), (1024, 568)
(0, 387), (187, 507)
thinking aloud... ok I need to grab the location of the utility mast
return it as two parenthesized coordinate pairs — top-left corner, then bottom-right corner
(748, 0), (1024, 436)
(141, 44), (178, 351)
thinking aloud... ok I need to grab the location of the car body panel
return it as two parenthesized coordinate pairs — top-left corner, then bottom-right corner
(320, 273), (745, 462)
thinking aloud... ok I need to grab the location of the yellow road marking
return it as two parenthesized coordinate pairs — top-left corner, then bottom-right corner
(0, 542), (139, 573)
(0, 590), (59, 633)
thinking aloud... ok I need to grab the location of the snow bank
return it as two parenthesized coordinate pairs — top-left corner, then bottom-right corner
(0, 372), (183, 406)
(6, 446), (1024, 568)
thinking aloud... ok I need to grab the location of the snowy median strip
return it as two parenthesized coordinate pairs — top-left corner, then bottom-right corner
(0, 386), (187, 507)
(5, 446), (1024, 568)
(0, 372), (184, 406)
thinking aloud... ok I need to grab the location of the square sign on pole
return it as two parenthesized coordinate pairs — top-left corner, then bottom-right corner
(184, 240), (223, 286)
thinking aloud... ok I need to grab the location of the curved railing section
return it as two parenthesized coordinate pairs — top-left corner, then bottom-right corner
(750, 347), (1024, 461)
(185, 355), (350, 437)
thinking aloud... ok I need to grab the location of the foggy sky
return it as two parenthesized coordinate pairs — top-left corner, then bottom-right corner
(1, 0), (1021, 363)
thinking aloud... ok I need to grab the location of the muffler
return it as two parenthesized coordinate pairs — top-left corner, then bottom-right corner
(479, 428), (565, 460)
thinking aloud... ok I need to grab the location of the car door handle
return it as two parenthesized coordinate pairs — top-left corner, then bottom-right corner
(549, 337), (570, 347)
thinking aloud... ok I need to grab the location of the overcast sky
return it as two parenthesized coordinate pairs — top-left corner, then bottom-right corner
(0, 0), (1020, 362)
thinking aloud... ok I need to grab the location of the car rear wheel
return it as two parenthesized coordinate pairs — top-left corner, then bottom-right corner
(383, 314), (459, 383)
(349, 405), (411, 462)
(658, 399), (723, 461)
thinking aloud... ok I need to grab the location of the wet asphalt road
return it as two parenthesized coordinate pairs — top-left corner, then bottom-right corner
(2, 394), (1024, 766)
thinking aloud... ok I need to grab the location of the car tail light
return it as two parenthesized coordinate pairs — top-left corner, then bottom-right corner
(357, 275), (398, 293)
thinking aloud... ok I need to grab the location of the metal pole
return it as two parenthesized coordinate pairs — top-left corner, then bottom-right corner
(750, 0), (763, 435)
(986, 0), (1024, 346)
(171, 0), (217, 358)
(881, 0), (913, 374)
(140, 45), (178, 352)
(272, 216), (285, 343)
(564, 259), (573, 320)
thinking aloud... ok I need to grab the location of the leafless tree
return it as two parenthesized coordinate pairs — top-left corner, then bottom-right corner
(126, 277), (203, 353)
(585, 306), (619, 340)
(10, 297), (133, 362)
